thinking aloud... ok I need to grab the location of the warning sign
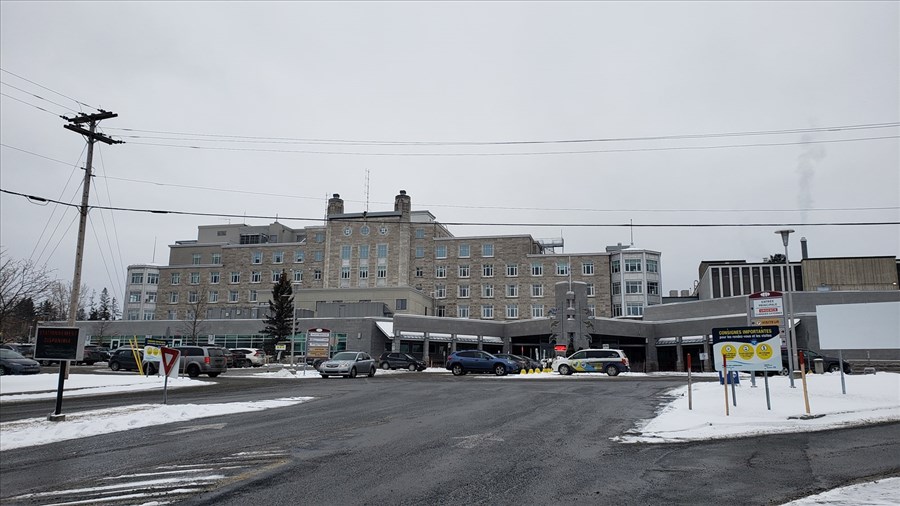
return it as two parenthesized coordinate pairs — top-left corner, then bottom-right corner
(712, 326), (782, 372)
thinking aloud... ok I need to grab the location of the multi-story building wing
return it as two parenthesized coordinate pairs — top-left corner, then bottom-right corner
(124, 264), (161, 321)
(607, 245), (663, 317)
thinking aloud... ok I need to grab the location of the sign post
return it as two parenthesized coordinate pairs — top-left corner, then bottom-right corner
(160, 347), (181, 405)
(748, 291), (794, 388)
(307, 328), (331, 375)
(34, 327), (85, 421)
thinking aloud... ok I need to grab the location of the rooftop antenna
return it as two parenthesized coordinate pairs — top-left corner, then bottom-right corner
(630, 219), (634, 246)
(152, 236), (157, 263)
(365, 168), (371, 213)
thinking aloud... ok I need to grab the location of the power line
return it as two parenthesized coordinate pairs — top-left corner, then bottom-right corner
(125, 135), (900, 157)
(0, 67), (97, 111)
(105, 121), (900, 146)
(0, 92), (65, 117)
(3, 143), (897, 215)
(3, 188), (898, 228)
(0, 80), (81, 113)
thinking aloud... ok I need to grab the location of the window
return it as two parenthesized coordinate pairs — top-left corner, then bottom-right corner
(612, 282), (621, 295)
(249, 290), (258, 302)
(212, 253), (221, 264)
(169, 292), (179, 303)
(613, 304), (623, 317)
(586, 283), (595, 297)
(147, 273), (159, 284)
(209, 290), (219, 303)
(192, 253), (201, 265)
(531, 263), (543, 276)
(647, 281), (659, 295)
(483, 264), (494, 277)
(252, 252), (262, 264)
(314, 251), (324, 262)
(556, 262), (569, 276)
(582, 262), (594, 275)
(188, 291), (198, 303)
(359, 245), (369, 259)
(229, 290), (239, 303)
(250, 271), (261, 283)
(415, 246), (425, 258)
(314, 269), (322, 280)
(272, 270), (281, 282)
(230, 271), (241, 283)
(588, 304), (596, 317)
(626, 281), (643, 294)
(143, 310), (155, 321)
(481, 305), (494, 319)
(129, 291), (141, 303)
(217, 230), (227, 237)
(294, 270), (303, 282)
(437, 305), (447, 317)
(240, 234), (261, 245)
(415, 267), (424, 278)
(531, 304), (544, 318)
(612, 260), (620, 273)
(377, 244), (388, 258)
(171, 272), (181, 285)
(210, 271), (220, 284)
(295, 250), (305, 263)
(459, 244), (470, 258)
(458, 284), (470, 298)
(435, 265), (447, 278)
(506, 264), (518, 277)
(146, 292), (157, 303)
(273, 251), (284, 264)
(482, 243), (494, 257)
(358, 266), (368, 279)
(647, 259), (659, 273)
(435, 284), (446, 298)
(626, 303), (644, 316)
(506, 284), (518, 297)
(625, 259), (642, 272)
(127, 309), (139, 320)
(458, 305), (470, 318)
(341, 267), (351, 279)
(190, 272), (200, 284)
(435, 245), (447, 259)
(341, 245), (351, 260)
(506, 305), (518, 319)
(415, 228), (425, 239)
(131, 272), (144, 284)
(532, 284), (544, 297)
(482, 284), (494, 298)
(377, 266), (387, 279)
(314, 232), (325, 243)
(458, 264), (470, 278)
(167, 309), (177, 320)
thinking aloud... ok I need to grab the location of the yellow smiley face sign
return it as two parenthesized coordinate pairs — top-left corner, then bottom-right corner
(756, 343), (773, 360)
(738, 344), (754, 361)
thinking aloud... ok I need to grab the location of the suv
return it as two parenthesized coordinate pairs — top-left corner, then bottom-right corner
(0, 343), (35, 359)
(445, 350), (521, 376)
(75, 346), (103, 366)
(552, 349), (630, 376)
(378, 352), (427, 371)
(782, 349), (851, 375)
(232, 347), (266, 367)
(175, 346), (227, 378)
(109, 347), (151, 372)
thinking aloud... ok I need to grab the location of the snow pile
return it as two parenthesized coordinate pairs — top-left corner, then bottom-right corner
(0, 373), (209, 403)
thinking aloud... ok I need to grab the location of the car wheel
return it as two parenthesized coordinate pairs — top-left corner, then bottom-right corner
(110, 362), (121, 371)
(408, 363), (417, 372)
(381, 362), (390, 370)
(368, 367), (376, 377)
(451, 363), (465, 376)
(493, 364), (507, 376)
(828, 364), (840, 373)
(559, 364), (572, 376)
(0, 366), (7, 375)
(208, 372), (220, 378)
(320, 374), (329, 378)
(348, 367), (357, 378)
(606, 364), (620, 377)
(187, 365), (201, 378)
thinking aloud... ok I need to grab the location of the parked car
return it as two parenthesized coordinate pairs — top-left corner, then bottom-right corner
(228, 349), (251, 368)
(781, 349), (852, 375)
(552, 349), (630, 376)
(174, 346), (227, 378)
(0, 348), (41, 375)
(85, 345), (111, 361)
(319, 351), (376, 378)
(232, 347), (266, 367)
(108, 347), (151, 373)
(495, 353), (542, 371)
(378, 352), (427, 371)
(74, 346), (103, 366)
(0, 343), (35, 359)
(445, 350), (522, 376)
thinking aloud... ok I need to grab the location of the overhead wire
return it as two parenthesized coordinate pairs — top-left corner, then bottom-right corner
(93, 145), (126, 300)
(0, 67), (97, 111)
(0, 92), (66, 118)
(0, 80), (82, 114)
(27, 144), (87, 267)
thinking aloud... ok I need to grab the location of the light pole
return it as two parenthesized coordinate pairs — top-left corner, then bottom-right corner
(776, 229), (797, 388)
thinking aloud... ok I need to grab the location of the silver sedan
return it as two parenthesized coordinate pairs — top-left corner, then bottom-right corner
(319, 351), (377, 378)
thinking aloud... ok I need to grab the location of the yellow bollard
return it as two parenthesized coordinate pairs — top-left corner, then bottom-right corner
(520, 368), (527, 375)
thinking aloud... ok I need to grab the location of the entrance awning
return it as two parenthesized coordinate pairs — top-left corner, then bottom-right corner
(375, 322), (502, 344)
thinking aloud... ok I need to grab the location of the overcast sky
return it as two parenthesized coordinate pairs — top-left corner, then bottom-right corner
(1, 1), (898, 305)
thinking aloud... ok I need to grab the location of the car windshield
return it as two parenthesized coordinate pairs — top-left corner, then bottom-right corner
(331, 352), (358, 361)
(0, 349), (26, 359)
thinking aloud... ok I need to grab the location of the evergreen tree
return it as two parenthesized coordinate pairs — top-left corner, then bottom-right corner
(88, 290), (99, 320)
(98, 288), (112, 320)
(260, 270), (293, 357)
(110, 297), (120, 320)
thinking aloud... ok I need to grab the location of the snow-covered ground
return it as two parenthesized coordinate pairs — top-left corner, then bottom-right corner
(1, 368), (898, 503)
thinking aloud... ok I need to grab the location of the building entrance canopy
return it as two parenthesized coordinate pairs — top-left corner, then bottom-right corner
(375, 321), (503, 344)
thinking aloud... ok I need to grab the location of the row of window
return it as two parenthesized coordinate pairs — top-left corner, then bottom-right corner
(434, 303), (597, 320)
(129, 272), (160, 285)
(611, 281), (660, 295)
(611, 258), (659, 273)
(415, 262), (592, 278)
(432, 283), (597, 299)
(168, 269), (324, 286)
(166, 289), (263, 304)
(612, 303), (645, 317)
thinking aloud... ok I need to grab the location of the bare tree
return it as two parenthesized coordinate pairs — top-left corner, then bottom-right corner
(1, 249), (55, 338)
(179, 282), (209, 345)
(46, 280), (90, 322)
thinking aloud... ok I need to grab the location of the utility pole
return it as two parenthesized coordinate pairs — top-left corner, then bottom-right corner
(50, 110), (122, 420)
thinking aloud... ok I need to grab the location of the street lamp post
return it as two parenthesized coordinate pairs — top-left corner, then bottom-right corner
(776, 229), (797, 388)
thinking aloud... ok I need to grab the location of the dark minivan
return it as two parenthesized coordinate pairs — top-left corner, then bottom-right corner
(175, 346), (227, 378)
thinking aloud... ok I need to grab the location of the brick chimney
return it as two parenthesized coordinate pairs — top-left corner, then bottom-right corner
(327, 193), (344, 216)
(394, 189), (411, 217)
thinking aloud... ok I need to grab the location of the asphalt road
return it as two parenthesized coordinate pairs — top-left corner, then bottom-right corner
(1, 370), (898, 506)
